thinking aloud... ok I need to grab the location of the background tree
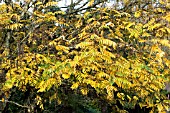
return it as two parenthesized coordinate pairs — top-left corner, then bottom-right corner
(0, 0), (170, 113)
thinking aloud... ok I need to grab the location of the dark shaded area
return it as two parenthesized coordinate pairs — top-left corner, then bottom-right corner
(1, 86), (153, 113)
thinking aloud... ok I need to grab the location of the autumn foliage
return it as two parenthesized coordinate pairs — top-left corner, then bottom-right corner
(0, 0), (170, 113)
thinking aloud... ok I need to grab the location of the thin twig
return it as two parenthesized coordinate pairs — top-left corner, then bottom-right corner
(66, 0), (104, 15)
(20, 21), (41, 44)
(0, 99), (29, 108)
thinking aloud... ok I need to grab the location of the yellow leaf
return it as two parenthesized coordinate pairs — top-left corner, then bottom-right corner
(99, 39), (117, 49)
(84, 12), (91, 19)
(163, 13), (170, 22)
(45, 2), (58, 7)
(165, 27), (170, 33)
(35, 2), (43, 6)
(89, 0), (94, 6)
(117, 93), (125, 100)
(163, 104), (170, 112)
(71, 82), (79, 90)
(125, 22), (135, 29)
(134, 11), (141, 18)
(55, 45), (69, 53)
(157, 103), (163, 112)
(159, 0), (165, 4)
(57, 98), (62, 105)
(76, 42), (94, 48)
(142, 32), (151, 37)
(40, 104), (44, 110)
(150, 23), (162, 30)
(127, 95), (131, 101)
(81, 88), (88, 95)
(62, 74), (70, 79)
(87, 18), (95, 23)
(107, 92), (113, 100)
(133, 96), (138, 100)
(150, 109), (154, 113)
(144, 18), (155, 28)
(139, 39), (146, 43)
(1, 98), (5, 102)
(123, 0), (129, 5)
(36, 95), (42, 105)
(4, 80), (14, 90)
(37, 81), (46, 92)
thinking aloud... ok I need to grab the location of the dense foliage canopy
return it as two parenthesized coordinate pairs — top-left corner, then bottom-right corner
(0, 0), (170, 113)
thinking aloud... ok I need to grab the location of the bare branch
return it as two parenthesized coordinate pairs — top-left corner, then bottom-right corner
(0, 99), (29, 108)
(66, 0), (104, 15)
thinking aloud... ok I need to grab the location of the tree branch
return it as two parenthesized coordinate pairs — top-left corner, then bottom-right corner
(66, 0), (104, 15)
(0, 99), (29, 108)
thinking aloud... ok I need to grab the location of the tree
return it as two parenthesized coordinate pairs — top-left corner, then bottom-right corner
(0, 0), (170, 112)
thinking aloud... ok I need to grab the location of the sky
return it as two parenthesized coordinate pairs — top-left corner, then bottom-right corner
(58, 0), (88, 11)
